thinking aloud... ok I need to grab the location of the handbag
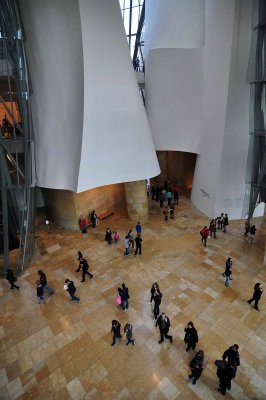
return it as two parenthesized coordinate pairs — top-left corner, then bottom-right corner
(116, 294), (121, 305)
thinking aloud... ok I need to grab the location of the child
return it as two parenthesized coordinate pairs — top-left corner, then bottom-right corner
(113, 230), (120, 244)
(169, 204), (175, 219)
(36, 280), (45, 305)
(163, 207), (169, 221)
(124, 323), (135, 346)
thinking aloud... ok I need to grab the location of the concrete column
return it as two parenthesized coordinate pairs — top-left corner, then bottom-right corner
(156, 151), (168, 185)
(124, 180), (148, 222)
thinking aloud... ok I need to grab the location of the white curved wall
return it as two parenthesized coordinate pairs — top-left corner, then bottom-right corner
(21, 0), (160, 192)
(146, 0), (205, 50)
(20, 0), (84, 191)
(77, 0), (159, 192)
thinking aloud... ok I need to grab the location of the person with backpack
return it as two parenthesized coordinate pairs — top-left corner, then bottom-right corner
(6, 269), (20, 290)
(184, 322), (199, 351)
(64, 279), (79, 302)
(188, 350), (205, 385)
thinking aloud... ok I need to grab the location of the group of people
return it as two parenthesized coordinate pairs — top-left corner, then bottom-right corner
(104, 222), (143, 257)
(1, 114), (22, 138)
(200, 213), (229, 247)
(150, 182), (179, 207)
(78, 210), (99, 233)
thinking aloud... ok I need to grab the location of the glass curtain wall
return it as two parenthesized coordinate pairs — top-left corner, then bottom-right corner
(243, 0), (266, 218)
(0, 0), (35, 276)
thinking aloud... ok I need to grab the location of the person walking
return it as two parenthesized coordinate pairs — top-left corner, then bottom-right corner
(6, 269), (20, 290)
(134, 234), (142, 255)
(113, 230), (120, 244)
(200, 226), (209, 247)
(247, 283), (263, 311)
(188, 350), (205, 385)
(169, 204), (175, 219)
(135, 221), (142, 236)
(150, 282), (159, 303)
(121, 283), (130, 310)
(217, 213), (224, 230)
(77, 251), (83, 263)
(244, 219), (250, 236)
(163, 206), (169, 221)
(209, 219), (217, 238)
(222, 257), (233, 279)
(156, 312), (172, 344)
(124, 236), (130, 256)
(222, 344), (240, 369)
(38, 270), (54, 296)
(224, 259), (232, 287)
(184, 322), (198, 351)
(64, 279), (80, 302)
(79, 258), (93, 282)
(111, 320), (122, 347)
(153, 288), (162, 321)
(124, 323), (135, 346)
(36, 280), (46, 305)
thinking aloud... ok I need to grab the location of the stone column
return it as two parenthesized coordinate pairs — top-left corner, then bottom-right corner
(124, 180), (148, 222)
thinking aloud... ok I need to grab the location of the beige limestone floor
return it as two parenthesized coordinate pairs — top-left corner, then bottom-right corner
(0, 195), (266, 400)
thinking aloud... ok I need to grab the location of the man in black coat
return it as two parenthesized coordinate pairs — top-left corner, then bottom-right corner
(217, 362), (237, 395)
(111, 320), (122, 347)
(248, 283), (263, 311)
(77, 258), (93, 282)
(184, 322), (198, 351)
(156, 313), (172, 344)
(222, 344), (240, 370)
(121, 283), (129, 310)
(134, 234), (142, 255)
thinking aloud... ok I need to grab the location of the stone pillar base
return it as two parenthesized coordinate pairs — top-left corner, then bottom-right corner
(124, 180), (148, 222)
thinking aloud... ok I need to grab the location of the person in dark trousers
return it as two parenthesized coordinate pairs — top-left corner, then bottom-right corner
(216, 213), (224, 230)
(209, 219), (217, 238)
(38, 270), (54, 296)
(188, 350), (205, 385)
(150, 282), (159, 303)
(159, 192), (165, 208)
(36, 280), (45, 305)
(127, 229), (134, 248)
(153, 288), (162, 321)
(200, 226), (209, 247)
(247, 283), (263, 311)
(121, 283), (130, 310)
(135, 221), (142, 236)
(156, 312), (172, 344)
(247, 224), (256, 243)
(78, 258), (93, 282)
(169, 204), (175, 219)
(65, 279), (79, 302)
(105, 228), (112, 244)
(134, 234), (142, 255)
(111, 320), (122, 347)
(222, 257), (232, 278)
(184, 322), (198, 351)
(6, 269), (20, 290)
(222, 344), (240, 370)
(224, 260), (232, 287)
(90, 210), (98, 228)
(124, 323), (135, 346)
(223, 214), (229, 232)
(217, 361), (237, 395)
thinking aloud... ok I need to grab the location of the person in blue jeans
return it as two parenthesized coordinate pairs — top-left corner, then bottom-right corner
(38, 270), (54, 297)
(224, 261), (232, 286)
(124, 323), (135, 345)
(36, 280), (45, 305)
(65, 279), (80, 302)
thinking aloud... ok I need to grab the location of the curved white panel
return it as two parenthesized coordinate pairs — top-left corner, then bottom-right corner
(76, 0), (160, 192)
(20, 0), (84, 191)
(146, 0), (205, 50)
(146, 48), (203, 154)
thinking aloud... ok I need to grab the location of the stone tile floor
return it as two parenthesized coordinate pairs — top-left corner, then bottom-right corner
(0, 195), (265, 399)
